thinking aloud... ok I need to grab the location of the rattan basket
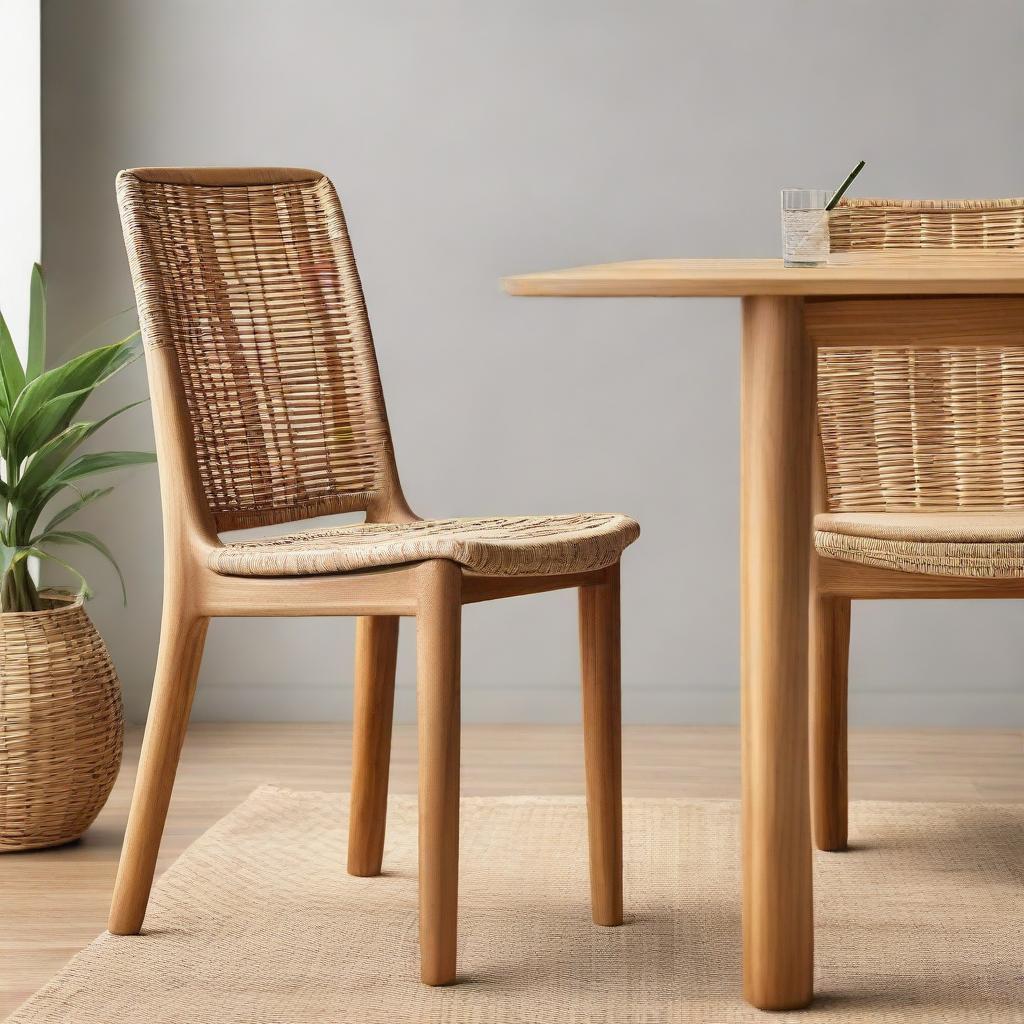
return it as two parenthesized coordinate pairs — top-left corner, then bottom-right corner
(0, 594), (124, 851)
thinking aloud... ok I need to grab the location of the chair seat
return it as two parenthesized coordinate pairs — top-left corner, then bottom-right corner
(209, 513), (640, 579)
(814, 511), (1024, 578)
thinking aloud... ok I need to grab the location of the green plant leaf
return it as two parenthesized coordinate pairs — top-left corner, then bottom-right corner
(10, 386), (94, 459)
(52, 450), (156, 487)
(18, 445), (153, 535)
(0, 322), (9, 425)
(36, 529), (126, 604)
(26, 546), (92, 599)
(82, 338), (143, 404)
(5, 336), (139, 445)
(0, 280), (153, 606)
(67, 310), (139, 359)
(0, 306), (26, 413)
(15, 422), (96, 502)
(0, 545), (35, 612)
(34, 452), (155, 516)
(0, 544), (18, 579)
(13, 393), (148, 469)
(27, 264), (46, 380)
(86, 334), (142, 391)
(40, 487), (113, 534)
(18, 395), (147, 519)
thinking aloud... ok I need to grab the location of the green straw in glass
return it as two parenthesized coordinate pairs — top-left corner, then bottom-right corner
(825, 160), (866, 211)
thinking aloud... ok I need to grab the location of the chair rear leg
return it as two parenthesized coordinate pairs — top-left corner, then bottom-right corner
(579, 562), (623, 926)
(810, 594), (851, 851)
(348, 615), (400, 876)
(108, 606), (208, 934)
(416, 561), (462, 986)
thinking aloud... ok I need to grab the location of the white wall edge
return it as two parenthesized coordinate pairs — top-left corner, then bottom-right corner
(0, 0), (41, 356)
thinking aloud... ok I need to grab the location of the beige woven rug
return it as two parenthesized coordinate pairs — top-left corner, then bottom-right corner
(10, 789), (1023, 1023)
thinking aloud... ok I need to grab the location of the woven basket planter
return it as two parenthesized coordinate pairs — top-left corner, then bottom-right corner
(0, 595), (124, 851)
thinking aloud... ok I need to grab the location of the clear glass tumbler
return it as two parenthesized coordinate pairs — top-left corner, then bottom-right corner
(781, 189), (830, 267)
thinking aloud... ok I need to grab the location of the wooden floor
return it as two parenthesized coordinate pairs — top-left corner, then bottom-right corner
(2, 723), (1021, 1017)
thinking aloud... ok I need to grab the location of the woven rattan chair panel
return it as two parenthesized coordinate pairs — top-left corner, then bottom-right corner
(829, 197), (1024, 252)
(817, 199), (1024, 516)
(117, 169), (393, 530)
(817, 344), (1024, 512)
(815, 511), (1024, 578)
(208, 513), (640, 578)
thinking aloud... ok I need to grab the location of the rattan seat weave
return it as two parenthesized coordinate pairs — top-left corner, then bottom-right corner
(815, 511), (1024, 578)
(209, 513), (640, 578)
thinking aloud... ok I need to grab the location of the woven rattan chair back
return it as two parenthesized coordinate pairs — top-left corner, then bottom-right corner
(116, 167), (404, 531)
(817, 198), (1024, 513)
(829, 197), (1024, 252)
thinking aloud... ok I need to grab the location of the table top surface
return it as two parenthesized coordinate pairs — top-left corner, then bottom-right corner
(503, 252), (1024, 297)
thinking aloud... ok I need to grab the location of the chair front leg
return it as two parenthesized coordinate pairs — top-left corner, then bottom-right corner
(348, 615), (400, 876)
(108, 603), (209, 934)
(415, 560), (462, 986)
(579, 562), (623, 926)
(810, 593), (851, 851)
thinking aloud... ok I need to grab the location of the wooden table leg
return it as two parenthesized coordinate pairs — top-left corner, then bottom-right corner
(740, 296), (814, 1010)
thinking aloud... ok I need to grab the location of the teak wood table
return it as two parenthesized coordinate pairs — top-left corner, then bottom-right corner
(502, 252), (1024, 1010)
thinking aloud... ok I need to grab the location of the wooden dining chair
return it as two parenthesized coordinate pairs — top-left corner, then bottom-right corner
(109, 167), (640, 984)
(809, 197), (1024, 851)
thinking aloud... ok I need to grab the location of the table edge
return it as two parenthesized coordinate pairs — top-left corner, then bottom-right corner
(502, 276), (1024, 298)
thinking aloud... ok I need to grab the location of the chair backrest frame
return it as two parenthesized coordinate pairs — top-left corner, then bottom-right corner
(116, 167), (415, 539)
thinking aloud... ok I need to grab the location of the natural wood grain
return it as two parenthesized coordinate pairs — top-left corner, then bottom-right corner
(415, 561), (462, 986)
(805, 296), (1024, 347)
(809, 427), (851, 854)
(740, 296), (814, 1010)
(461, 567), (608, 605)
(106, 609), (208, 935)
(3, 723), (1021, 1018)
(503, 253), (1024, 298)
(578, 564), (623, 927)
(347, 616), (400, 876)
(816, 556), (1024, 598)
(809, 594), (851, 852)
(199, 566), (420, 618)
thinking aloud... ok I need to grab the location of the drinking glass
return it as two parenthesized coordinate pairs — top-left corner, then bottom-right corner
(781, 189), (830, 267)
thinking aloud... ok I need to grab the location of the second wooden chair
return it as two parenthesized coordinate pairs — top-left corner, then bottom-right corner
(811, 197), (1024, 850)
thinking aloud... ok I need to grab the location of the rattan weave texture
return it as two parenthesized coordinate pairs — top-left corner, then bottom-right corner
(209, 513), (639, 578)
(829, 197), (1024, 252)
(816, 344), (1024, 514)
(815, 198), (1024, 576)
(119, 167), (639, 577)
(0, 597), (123, 851)
(117, 168), (394, 531)
(815, 511), (1024, 578)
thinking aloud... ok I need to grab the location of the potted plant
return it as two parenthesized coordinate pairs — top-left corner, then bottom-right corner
(0, 265), (154, 851)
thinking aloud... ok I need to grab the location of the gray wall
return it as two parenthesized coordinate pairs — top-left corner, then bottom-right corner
(42, 0), (1024, 727)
